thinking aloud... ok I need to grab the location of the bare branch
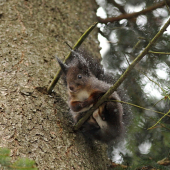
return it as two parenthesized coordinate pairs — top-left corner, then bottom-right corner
(98, 1), (170, 23)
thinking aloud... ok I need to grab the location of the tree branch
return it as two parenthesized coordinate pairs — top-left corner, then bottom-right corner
(98, 1), (170, 23)
(149, 51), (170, 55)
(74, 17), (170, 131)
(47, 22), (98, 94)
(148, 109), (170, 130)
(107, 100), (170, 118)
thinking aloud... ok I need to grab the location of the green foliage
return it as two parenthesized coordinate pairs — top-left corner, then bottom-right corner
(0, 148), (37, 170)
(0, 148), (11, 167)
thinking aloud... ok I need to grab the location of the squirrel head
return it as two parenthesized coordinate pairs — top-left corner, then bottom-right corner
(56, 54), (92, 94)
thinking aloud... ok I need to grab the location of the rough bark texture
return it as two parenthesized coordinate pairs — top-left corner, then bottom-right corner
(0, 0), (109, 169)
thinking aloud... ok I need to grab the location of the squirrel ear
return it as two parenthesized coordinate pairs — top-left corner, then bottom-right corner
(77, 58), (91, 75)
(56, 56), (68, 74)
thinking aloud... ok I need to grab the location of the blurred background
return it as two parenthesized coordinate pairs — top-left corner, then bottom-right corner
(96, 0), (170, 168)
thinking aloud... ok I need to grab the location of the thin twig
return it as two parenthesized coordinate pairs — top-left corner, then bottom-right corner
(74, 17), (170, 131)
(107, 100), (170, 117)
(47, 22), (98, 94)
(149, 51), (170, 55)
(141, 71), (165, 93)
(98, 1), (170, 23)
(132, 40), (141, 52)
(141, 71), (170, 106)
(165, 0), (170, 13)
(148, 109), (170, 130)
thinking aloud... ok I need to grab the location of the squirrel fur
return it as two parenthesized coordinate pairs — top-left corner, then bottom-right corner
(56, 49), (129, 143)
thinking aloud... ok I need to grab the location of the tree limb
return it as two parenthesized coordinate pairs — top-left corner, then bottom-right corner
(74, 16), (170, 131)
(98, 1), (170, 23)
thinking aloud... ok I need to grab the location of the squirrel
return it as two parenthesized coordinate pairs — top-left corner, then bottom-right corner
(56, 49), (129, 143)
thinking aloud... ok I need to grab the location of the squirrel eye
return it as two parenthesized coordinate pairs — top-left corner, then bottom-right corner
(77, 74), (82, 79)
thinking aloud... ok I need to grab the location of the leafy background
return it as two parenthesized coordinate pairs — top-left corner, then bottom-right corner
(96, 0), (170, 168)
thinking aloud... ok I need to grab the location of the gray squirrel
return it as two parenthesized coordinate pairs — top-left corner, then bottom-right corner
(56, 49), (130, 143)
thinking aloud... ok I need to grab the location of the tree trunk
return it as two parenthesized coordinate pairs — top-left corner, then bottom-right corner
(0, 0), (109, 169)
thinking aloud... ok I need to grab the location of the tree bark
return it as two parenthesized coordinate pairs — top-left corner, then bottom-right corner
(0, 0), (109, 169)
